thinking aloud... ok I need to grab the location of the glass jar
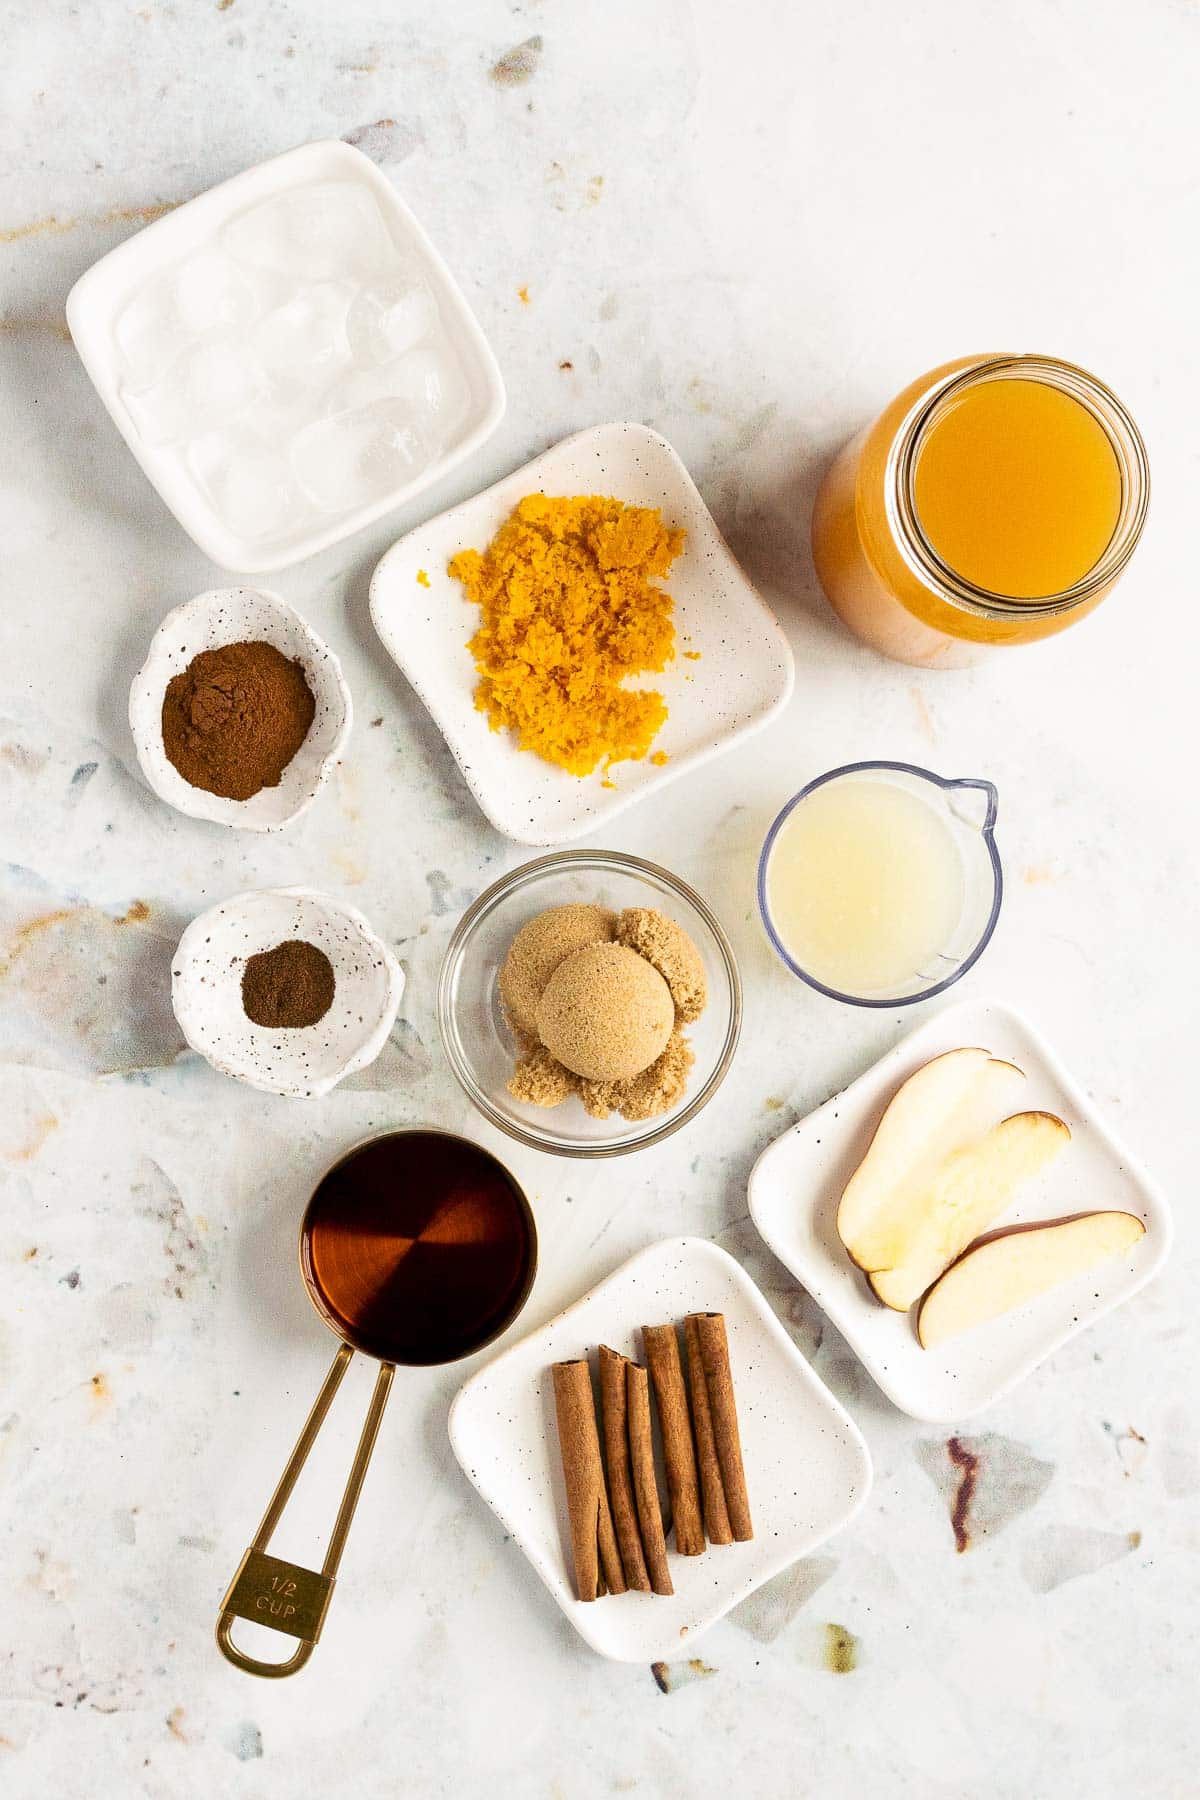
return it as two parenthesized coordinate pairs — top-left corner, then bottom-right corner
(810, 354), (1149, 668)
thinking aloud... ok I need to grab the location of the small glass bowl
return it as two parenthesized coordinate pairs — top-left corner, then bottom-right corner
(758, 760), (1003, 1008)
(438, 850), (742, 1158)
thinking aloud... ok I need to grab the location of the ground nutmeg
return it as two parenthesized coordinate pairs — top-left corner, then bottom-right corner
(241, 940), (336, 1029)
(161, 639), (316, 801)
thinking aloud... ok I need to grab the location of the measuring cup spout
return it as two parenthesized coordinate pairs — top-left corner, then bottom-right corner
(216, 1343), (395, 1678)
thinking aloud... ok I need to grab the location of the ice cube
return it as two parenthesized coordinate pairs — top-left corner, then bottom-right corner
(332, 337), (473, 447)
(189, 430), (302, 543)
(289, 401), (434, 513)
(174, 248), (260, 335)
(252, 281), (352, 395)
(223, 180), (394, 282)
(115, 279), (185, 385)
(115, 250), (259, 384)
(385, 340), (473, 443)
(121, 338), (269, 444)
(346, 273), (439, 365)
(246, 389), (325, 447)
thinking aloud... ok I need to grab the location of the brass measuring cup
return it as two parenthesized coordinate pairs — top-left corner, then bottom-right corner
(216, 1128), (537, 1678)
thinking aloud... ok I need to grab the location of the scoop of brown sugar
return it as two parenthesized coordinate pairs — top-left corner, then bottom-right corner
(535, 943), (674, 1082)
(498, 903), (616, 1039)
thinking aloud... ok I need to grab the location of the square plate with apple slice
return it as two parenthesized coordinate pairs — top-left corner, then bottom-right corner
(747, 997), (1172, 1423)
(448, 1236), (871, 1662)
(369, 422), (794, 847)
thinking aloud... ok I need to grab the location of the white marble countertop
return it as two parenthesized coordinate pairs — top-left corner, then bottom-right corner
(2, 2), (1198, 1795)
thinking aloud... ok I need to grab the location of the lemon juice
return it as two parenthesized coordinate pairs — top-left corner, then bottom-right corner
(764, 776), (966, 997)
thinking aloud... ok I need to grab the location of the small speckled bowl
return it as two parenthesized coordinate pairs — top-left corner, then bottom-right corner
(172, 887), (403, 1098)
(129, 587), (352, 831)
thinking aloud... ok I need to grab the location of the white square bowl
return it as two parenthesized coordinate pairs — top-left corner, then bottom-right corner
(747, 997), (1173, 1424)
(368, 423), (795, 846)
(447, 1235), (872, 1662)
(66, 140), (505, 573)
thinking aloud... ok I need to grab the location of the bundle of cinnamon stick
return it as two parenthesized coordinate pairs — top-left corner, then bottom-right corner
(551, 1311), (752, 1602)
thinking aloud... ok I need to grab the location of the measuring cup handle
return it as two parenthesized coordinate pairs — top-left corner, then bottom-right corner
(216, 1607), (317, 1679)
(215, 1343), (395, 1678)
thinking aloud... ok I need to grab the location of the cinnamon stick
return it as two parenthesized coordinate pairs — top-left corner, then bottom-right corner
(683, 1314), (733, 1545)
(687, 1312), (752, 1541)
(625, 1359), (673, 1595)
(551, 1359), (627, 1601)
(641, 1323), (705, 1555)
(598, 1346), (651, 1592)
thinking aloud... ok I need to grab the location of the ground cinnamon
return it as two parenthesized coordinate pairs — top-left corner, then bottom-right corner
(161, 640), (315, 801)
(242, 940), (335, 1029)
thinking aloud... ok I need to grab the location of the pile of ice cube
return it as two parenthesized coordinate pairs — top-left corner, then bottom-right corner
(115, 179), (474, 550)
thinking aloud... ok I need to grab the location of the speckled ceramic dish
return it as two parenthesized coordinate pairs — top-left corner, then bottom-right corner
(172, 887), (403, 1097)
(748, 996), (1173, 1423)
(369, 422), (795, 846)
(438, 850), (741, 1157)
(448, 1236), (872, 1663)
(129, 586), (351, 832)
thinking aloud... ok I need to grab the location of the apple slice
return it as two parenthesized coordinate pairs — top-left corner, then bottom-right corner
(838, 1048), (1027, 1277)
(917, 1210), (1146, 1348)
(867, 1110), (1070, 1311)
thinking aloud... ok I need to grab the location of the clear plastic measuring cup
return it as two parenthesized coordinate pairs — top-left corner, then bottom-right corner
(758, 760), (1002, 1007)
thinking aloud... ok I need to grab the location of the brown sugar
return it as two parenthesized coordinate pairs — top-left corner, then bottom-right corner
(501, 901), (707, 1122)
(506, 1042), (577, 1108)
(535, 943), (674, 1082)
(161, 640), (315, 801)
(242, 940), (335, 1029)
(578, 1029), (695, 1120)
(615, 907), (707, 1022)
(499, 903), (615, 1039)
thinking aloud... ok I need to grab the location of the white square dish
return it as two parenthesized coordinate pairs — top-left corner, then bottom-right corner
(66, 140), (505, 573)
(368, 423), (795, 846)
(747, 997), (1172, 1423)
(447, 1235), (872, 1662)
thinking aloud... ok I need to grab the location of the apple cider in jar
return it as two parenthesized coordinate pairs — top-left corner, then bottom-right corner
(811, 355), (1149, 667)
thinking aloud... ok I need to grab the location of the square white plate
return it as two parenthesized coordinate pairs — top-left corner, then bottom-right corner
(448, 1235), (872, 1662)
(369, 423), (795, 846)
(748, 996), (1172, 1423)
(66, 140), (505, 573)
